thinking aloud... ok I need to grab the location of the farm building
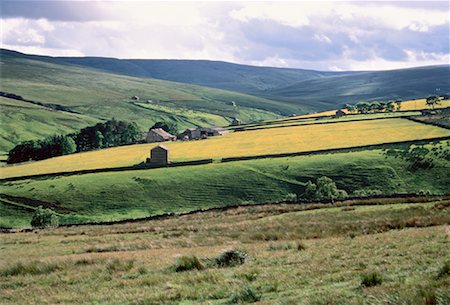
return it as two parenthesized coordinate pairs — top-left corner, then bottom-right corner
(177, 126), (229, 140)
(229, 101), (237, 107)
(177, 128), (202, 140)
(131, 96), (139, 101)
(230, 118), (241, 126)
(145, 128), (176, 143)
(335, 109), (346, 117)
(147, 145), (170, 165)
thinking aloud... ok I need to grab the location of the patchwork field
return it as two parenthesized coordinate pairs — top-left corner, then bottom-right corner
(1, 199), (449, 304)
(1, 118), (449, 179)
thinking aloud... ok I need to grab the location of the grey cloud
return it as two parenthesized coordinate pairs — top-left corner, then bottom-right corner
(1, 1), (105, 21)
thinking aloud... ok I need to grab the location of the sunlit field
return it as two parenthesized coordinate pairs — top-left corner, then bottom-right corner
(1, 118), (449, 179)
(284, 98), (450, 120)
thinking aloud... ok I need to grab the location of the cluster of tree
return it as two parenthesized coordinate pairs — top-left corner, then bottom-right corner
(76, 119), (141, 151)
(345, 99), (402, 114)
(8, 119), (141, 164)
(302, 176), (348, 202)
(383, 141), (450, 171)
(151, 121), (178, 135)
(8, 135), (76, 164)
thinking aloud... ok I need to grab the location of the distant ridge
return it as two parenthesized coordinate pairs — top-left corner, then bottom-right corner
(2, 48), (448, 110)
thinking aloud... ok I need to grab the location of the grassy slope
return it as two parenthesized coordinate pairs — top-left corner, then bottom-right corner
(0, 200), (449, 304)
(0, 97), (99, 153)
(265, 66), (450, 109)
(1, 117), (449, 179)
(4, 49), (448, 113)
(1, 145), (449, 227)
(0, 51), (292, 151)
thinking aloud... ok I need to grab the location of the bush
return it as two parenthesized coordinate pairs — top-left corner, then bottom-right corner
(229, 286), (260, 303)
(30, 206), (59, 228)
(302, 176), (348, 201)
(360, 271), (383, 287)
(214, 249), (248, 268)
(284, 193), (298, 202)
(172, 255), (203, 272)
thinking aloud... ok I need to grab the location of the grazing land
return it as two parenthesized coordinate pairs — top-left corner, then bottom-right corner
(0, 198), (449, 304)
(1, 118), (449, 179)
(1, 142), (449, 227)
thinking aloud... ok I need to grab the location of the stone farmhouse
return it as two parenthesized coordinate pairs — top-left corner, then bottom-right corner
(145, 128), (176, 143)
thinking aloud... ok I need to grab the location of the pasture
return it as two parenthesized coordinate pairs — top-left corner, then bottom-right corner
(1, 118), (449, 179)
(0, 198), (449, 304)
(1, 142), (449, 228)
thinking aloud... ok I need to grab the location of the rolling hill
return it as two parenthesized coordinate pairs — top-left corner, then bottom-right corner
(1, 49), (304, 152)
(264, 65), (450, 109)
(2, 49), (448, 112)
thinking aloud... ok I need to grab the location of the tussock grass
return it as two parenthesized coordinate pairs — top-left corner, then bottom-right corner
(0, 260), (61, 277)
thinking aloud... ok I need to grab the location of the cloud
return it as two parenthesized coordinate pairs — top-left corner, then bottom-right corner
(0, 1), (449, 71)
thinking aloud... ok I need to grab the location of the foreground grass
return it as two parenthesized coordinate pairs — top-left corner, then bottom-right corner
(0, 200), (449, 304)
(2, 117), (449, 179)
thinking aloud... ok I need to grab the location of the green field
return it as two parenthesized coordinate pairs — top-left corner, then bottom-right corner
(0, 198), (449, 304)
(1, 143), (449, 228)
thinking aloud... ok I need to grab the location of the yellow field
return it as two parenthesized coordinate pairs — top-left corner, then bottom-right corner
(1, 118), (449, 179)
(285, 98), (450, 120)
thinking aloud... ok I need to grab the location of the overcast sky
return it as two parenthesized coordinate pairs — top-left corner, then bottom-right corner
(1, 1), (449, 71)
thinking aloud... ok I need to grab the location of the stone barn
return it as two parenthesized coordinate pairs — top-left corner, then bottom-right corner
(148, 145), (169, 165)
(335, 109), (346, 117)
(177, 128), (202, 140)
(145, 128), (176, 143)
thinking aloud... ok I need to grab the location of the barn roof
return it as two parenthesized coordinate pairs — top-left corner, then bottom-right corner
(149, 128), (175, 140)
(151, 144), (168, 151)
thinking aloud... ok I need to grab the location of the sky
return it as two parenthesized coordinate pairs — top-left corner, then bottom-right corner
(1, 0), (449, 71)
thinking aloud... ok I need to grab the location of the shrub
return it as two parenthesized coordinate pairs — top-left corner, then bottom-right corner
(30, 206), (59, 228)
(437, 261), (450, 279)
(360, 271), (383, 287)
(229, 286), (260, 304)
(284, 193), (298, 202)
(214, 249), (248, 268)
(302, 176), (348, 201)
(172, 255), (203, 272)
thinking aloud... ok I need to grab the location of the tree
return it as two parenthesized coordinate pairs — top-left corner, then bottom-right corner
(369, 102), (380, 113)
(302, 176), (347, 202)
(426, 95), (441, 110)
(355, 101), (370, 114)
(345, 104), (356, 114)
(304, 181), (317, 200)
(151, 121), (178, 135)
(394, 99), (402, 111)
(94, 131), (105, 149)
(386, 101), (396, 112)
(30, 206), (59, 228)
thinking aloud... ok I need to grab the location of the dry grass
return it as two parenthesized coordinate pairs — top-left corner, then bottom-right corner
(1, 118), (449, 179)
(0, 199), (449, 304)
